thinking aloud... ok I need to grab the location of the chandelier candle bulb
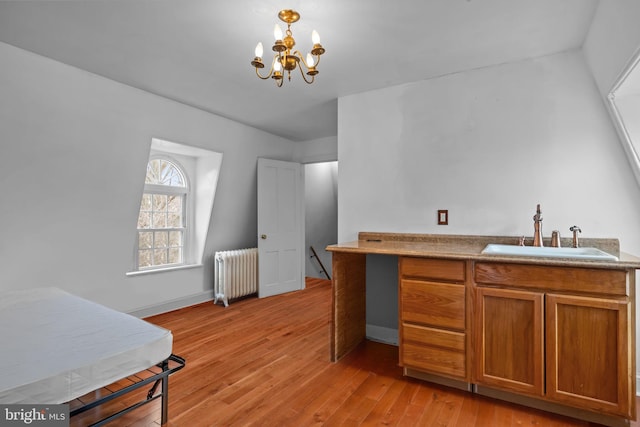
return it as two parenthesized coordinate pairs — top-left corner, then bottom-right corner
(274, 24), (283, 41)
(306, 53), (314, 67)
(255, 42), (263, 58)
(312, 30), (320, 44)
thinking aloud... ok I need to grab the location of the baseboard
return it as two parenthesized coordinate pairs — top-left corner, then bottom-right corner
(128, 290), (214, 318)
(404, 368), (473, 392)
(366, 324), (398, 346)
(476, 385), (630, 427)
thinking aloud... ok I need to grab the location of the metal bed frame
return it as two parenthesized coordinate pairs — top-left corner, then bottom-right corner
(69, 354), (185, 426)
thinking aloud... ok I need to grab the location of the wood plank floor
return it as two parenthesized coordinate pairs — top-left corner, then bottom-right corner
(70, 277), (638, 426)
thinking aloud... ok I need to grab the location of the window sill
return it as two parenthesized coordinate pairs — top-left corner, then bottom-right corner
(126, 263), (203, 277)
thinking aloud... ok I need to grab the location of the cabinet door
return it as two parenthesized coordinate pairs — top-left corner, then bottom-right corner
(475, 287), (544, 396)
(546, 294), (633, 418)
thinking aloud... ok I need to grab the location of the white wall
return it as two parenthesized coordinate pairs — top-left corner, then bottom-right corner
(0, 42), (295, 314)
(293, 135), (338, 164)
(304, 161), (338, 279)
(583, 1), (640, 195)
(583, 0), (640, 98)
(338, 49), (640, 337)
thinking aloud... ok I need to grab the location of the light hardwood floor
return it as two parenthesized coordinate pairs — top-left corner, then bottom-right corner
(70, 278), (638, 426)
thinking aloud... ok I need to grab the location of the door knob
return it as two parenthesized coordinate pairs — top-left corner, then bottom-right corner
(261, 234), (267, 239)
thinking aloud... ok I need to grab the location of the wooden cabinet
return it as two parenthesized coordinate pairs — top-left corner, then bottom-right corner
(399, 257), (468, 380)
(329, 233), (639, 424)
(475, 287), (544, 396)
(546, 294), (633, 418)
(474, 262), (635, 420)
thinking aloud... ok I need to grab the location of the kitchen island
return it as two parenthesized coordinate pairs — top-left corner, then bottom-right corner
(326, 232), (640, 426)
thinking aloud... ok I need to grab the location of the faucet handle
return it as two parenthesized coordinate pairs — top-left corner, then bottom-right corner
(569, 225), (581, 248)
(518, 236), (526, 246)
(533, 204), (543, 222)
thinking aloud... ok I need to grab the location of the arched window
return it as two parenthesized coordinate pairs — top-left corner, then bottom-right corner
(136, 158), (188, 269)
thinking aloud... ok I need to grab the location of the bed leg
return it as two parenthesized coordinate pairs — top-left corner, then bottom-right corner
(161, 359), (169, 425)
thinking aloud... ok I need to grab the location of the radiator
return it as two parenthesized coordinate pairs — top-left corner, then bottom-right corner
(214, 248), (258, 307)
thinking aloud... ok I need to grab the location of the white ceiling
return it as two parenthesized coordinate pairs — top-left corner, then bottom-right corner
(0, 0), (599, 142)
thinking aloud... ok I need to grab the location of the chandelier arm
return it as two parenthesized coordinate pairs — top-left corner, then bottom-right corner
(255, 55), (281, 80)
(255, 67), (272, 80)
(293, 50), (321, 70)
(297, 62), (315, 84)
(293, 50), (310, 68)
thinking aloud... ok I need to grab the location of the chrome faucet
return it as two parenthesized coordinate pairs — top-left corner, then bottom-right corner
(533, 204), (543, 247)
(570, 225), (581, 248)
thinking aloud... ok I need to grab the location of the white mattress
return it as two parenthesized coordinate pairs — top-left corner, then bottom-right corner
(0, 287), (173, 404)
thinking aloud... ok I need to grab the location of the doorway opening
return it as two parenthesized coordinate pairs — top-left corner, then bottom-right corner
(304, 161), (338, 280)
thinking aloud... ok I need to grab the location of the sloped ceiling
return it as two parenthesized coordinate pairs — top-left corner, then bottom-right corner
(0, 0), (598, 141)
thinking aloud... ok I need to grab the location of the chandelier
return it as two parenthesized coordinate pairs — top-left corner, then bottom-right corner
(251, 9), (325, 87)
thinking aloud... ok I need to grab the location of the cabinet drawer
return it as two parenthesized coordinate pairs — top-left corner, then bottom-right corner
(401, 279), (465, 330)
(400, 257), (465, 282)
(402, 341), (466, 379)
(403, 323), (465, 352)
(474, 262), (629, 296)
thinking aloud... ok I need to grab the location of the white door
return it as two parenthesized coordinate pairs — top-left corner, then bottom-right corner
(257, 158), (304, 298)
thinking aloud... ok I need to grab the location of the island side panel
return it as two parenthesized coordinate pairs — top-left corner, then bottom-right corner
(331, 251), (367, 361)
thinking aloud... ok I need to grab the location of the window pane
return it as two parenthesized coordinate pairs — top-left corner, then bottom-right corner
(169, 231), (182, 247)
(139, 250), (152, 268)
(146, 161), (159, 184)
(167, 195), (182, 212)
(137, 212), (151, 229)
(168, 213), (182, 228)
(146, 159), (186, 187)
(153, 194), (168, 211)
(140, 194), (152, 210)
(155, 231), (168, 248)
(139, 232), (152, 249)
(152, 212), (167, 228)
(168, 248), (182, 264)
(154, 249), (167, 265)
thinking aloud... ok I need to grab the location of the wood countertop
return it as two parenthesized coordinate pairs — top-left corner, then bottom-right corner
(326, 232), (640, 270)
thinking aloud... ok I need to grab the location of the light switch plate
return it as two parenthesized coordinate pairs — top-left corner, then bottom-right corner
(438, 210), (448, 225)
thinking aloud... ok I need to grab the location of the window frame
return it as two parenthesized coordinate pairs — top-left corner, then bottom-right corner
(134, 155), (191, 271)
(127, 138), (223, 278)
(606, 47), (640, 189)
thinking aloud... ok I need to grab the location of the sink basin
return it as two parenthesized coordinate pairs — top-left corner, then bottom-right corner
(481, 244), (618, 261)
